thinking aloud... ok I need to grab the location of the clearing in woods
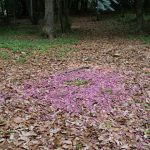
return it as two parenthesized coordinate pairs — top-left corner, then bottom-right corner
(0, 16), (150, 149)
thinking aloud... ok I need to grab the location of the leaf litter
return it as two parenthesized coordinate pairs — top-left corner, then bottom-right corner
(0, 17), (150, 149)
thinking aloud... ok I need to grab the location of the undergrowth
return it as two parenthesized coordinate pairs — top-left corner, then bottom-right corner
(0, 14), (150, 62)
(0, 25), (79, 62)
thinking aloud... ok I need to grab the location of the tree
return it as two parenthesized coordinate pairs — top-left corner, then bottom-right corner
(56, 0), (118, 33)
(42, 0), (54, 39)
(30, 0), (41, 25)
(136, 0), (144, 31)
(57, 0), (71, 33)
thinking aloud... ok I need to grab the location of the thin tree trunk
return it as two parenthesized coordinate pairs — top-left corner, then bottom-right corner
(34, 0), (40, 25)
(81, 0), (88, 12)
(57, 0), (71, 33)
(13, 0), (16, 24)
(136, 0), (144, 31)
(42, 0), (54, 39)
(63, 0), (71, 32)
(4, 0), (10, 24)
(0, 0), (4, 15)
(30, 0), (33, 17)
(57, 0), (64, 33)
(121, 0), (127, 17)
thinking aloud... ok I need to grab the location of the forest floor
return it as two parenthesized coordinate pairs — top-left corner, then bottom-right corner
(0, 15), (150, 150)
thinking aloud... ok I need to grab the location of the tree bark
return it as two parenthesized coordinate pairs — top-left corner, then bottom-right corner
(57, 0), (71, 33)
(0, 0), (4, 15)
(42, 0), (54, 39)
(57, 0), (64, 32)
(30, 0), (40, 25)
(30, 0), (33, 17)
(63, 0), (71, 32)
(136, 0), (144, 31)
(81, 0), (88, 12)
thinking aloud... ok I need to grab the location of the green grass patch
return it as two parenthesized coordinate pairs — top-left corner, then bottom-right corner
(0, 25), (79, 61)
(0, 50), (10, 59)
(0, 36), (78, 53)
(117, 14), (136, 23)
(145, 103), (150, 110)
(113, 13), (150, 44)
(65, 79), (89, 86)
(0, 25), (40, 37)
(127, 33), (150, 44)
(145, 15), (150, 21)
(145, 128), (150, 138)
(0, 130), (16, 135)
(76, 143), (83, 150)
(138, 35), (150, 44)
(17, 55), (28, 64)
(117, 14), (150, 23)
(57, 47), (72, 58)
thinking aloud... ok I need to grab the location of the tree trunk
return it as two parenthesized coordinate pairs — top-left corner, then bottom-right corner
(57, 0), (71, 33)
(63, 0), (71, 32)
(136, 0), (144, 31)
(30, 0), (40, 25)
(0, 0), (4, 16)
(4, 0), (10, 24)
(57, 0), (64, 32)
(121, 0), (127, 17)
(42, 0), (54, 39)
(81, 0), (88, 13)
(30, 0), (33, 17)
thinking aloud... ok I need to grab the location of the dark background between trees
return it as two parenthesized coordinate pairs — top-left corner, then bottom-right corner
(0, 0), (150, 38)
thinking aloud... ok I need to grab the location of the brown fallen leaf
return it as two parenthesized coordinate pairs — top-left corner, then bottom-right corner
(120, 144), (129, 149)
(13, 117), (25, 124)
(115, 116), (127, 125)
(0, 119), (6, 126)
(147, 91), (150, 98)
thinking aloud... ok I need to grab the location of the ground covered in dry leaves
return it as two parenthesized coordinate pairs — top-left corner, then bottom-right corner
(0, 17), (150, 150)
